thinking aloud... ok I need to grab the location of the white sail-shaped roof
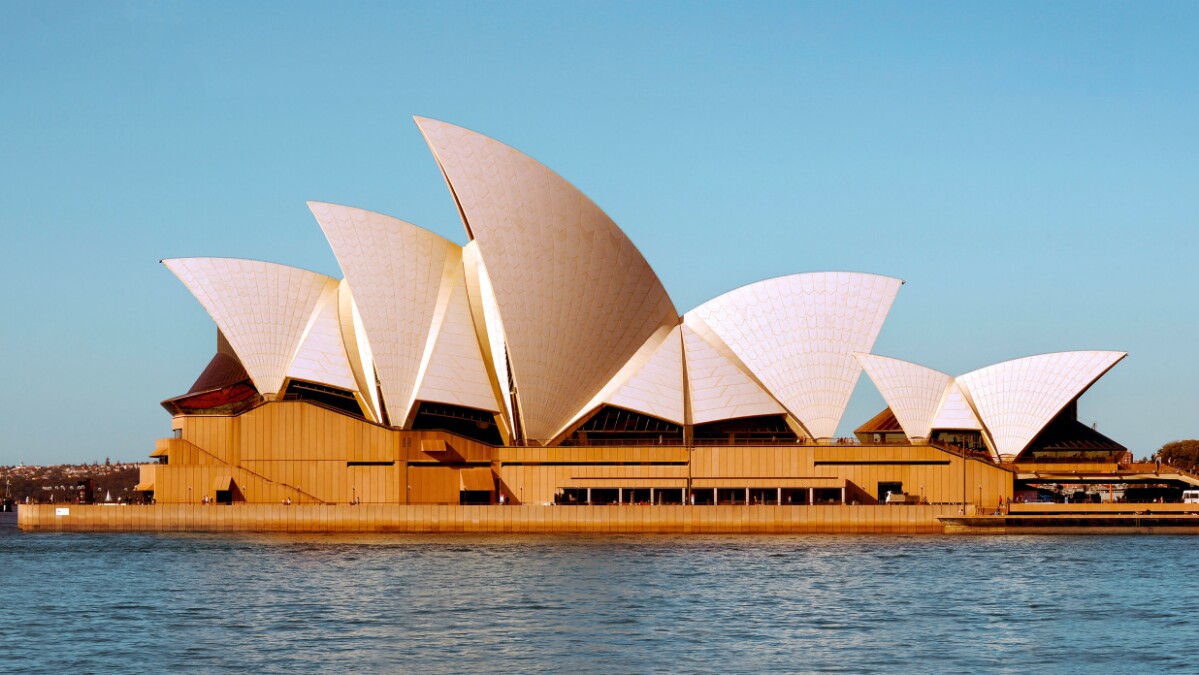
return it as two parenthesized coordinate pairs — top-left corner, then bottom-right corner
(682, 320), (786, 426)
(308, 202), (463, 426)
(414, 263), (500, 414)
(416, 116), (678, 443)
(855, 354), (952, 441)
(561, 325), (687, 433)
(605, 325), (686, 426)
(163, 258), (333, 395)
(955, 351), (1127, 460)
(288, 278), (358, 393)
(688, 272), (903, 439)
(929, 382), (982, 431)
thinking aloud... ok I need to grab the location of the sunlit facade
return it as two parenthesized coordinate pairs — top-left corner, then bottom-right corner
(139, 118), (1128, 511)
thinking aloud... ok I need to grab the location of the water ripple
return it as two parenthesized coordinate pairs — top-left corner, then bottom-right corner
(2, 516), (1197, 673)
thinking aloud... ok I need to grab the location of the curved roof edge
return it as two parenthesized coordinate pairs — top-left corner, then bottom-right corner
(956, 350), (1128, 460)
(688, 271), (903, 439)
(308, 201), (468, 427)
(854, 353), (953, 441)
(685, 271), (905, 314)
(413, 115), (679, 443)
(163, 257), (337, 396)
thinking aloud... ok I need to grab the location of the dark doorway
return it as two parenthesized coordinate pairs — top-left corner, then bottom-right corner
(878, 482), (903, 504)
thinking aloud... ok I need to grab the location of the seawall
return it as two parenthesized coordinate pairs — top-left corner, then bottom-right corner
(17, 503), (957, 534)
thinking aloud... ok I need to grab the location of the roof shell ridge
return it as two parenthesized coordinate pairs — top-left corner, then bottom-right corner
(305, 201), (463, 249)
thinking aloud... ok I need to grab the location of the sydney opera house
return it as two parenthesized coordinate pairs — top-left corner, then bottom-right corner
(132, 117), (1140, 519)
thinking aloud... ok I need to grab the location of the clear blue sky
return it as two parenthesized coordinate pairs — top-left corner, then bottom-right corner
(2, 1), (1196, 464)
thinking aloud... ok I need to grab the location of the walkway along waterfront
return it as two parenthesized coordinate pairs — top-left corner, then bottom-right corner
(21, 503), (957, 534)
(20, 502), (1199, 534)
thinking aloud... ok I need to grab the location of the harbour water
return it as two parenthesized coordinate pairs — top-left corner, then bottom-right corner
(2, 511), (1196, 672)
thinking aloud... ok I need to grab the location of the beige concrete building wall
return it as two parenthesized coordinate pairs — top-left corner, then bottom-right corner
(148, 401), (1013, 511)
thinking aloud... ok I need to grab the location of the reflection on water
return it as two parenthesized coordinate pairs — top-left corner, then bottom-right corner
(2, 513), (1197, 672)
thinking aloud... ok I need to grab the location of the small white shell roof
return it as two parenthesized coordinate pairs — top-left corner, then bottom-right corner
(855, 354), (951, 441)
(164, 258), (335, 395)
(687, 272), (903, 439)
(309, 202), (497, 425)
(414, 262), (500, 413)
(562, 324), (688, 432)
(605, 325), (686, 426)
(930, 382), (982, 431)
(288, 280), (358, 392)
(956, 350), (1126, 460)
(416, 117), (678, 442)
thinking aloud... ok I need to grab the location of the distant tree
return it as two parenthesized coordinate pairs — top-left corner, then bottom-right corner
(1159, 440), (1199, 474)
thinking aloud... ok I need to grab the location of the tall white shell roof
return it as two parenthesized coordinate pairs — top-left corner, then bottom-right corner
(687, 272), (903, 439)
(415, 117), (678, 443)
(309, 202), (498, 425)
(164, 258), (337, 396)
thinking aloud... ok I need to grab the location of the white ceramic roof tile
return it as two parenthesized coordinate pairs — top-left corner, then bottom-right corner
(604, 324), (686, 425)
(681, 320), (786, 425)
(309, 201), (461, 426)
(855, 354), (952, 441)
(415, 263), (501, 412)
(164, 258), (332, 395)
(555, 324), (683, 436)
(955, 350), (1126, 459)
(288, 279), (358, 392)
(689, 272), (902, 439)
(416, 117), (678, 443)
(929, 382), (982, 431)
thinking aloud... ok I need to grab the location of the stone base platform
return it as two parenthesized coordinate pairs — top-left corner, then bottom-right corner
(17, 503), (959, 534)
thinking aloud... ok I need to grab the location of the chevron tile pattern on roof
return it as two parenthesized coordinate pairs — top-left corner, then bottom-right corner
(164, 258), (333, 395)
(289, 279), (358, 393)
(681, 320), (786, 425)
(690, 272), (903, 439)
(929, 382), (982, 432)
(415, 264), (501, 412)
(309, 202), (463, 425)
(856, 354), (952, 441)
(956, 351), (1127, 459)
